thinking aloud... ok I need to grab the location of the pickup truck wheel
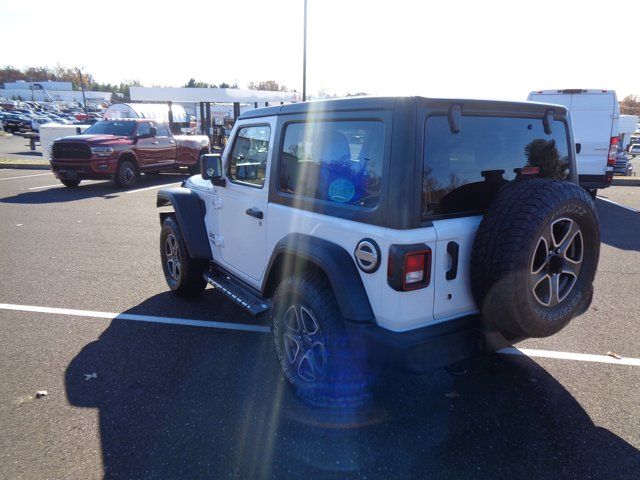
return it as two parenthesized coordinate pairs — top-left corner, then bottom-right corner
(60, 179), (81, 188)
(160, 216), (207, 296)
(114, 160), (138, 189)
(271, 272), (372, 408)
(471, 178), (600, 339)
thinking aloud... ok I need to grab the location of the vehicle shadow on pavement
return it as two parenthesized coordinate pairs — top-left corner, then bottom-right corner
(0, 173), (186, 205)
(65, 294), (640, 480)
(596, 198), (640, 251)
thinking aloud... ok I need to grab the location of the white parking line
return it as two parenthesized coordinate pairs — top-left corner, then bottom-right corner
(0, 303), (270, 333)
(0, 302), (639, 367)
(28, 180), (103, 190)
(0, 172), (52, 181)
(498, 347), (640, 367)
(123, 182), (181, 194)
(28, 183), (63, 190)
(596, 196), (639, 213)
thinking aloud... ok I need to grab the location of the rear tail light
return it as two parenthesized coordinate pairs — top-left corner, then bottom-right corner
(387, 245), (431, 291)
(608, 137), (619, 165)
(606, 136), (619, 183)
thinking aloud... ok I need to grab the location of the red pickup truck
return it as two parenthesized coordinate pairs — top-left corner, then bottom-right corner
(50, 119), (210, 188)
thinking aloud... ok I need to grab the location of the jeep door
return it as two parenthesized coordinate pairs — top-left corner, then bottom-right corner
(213, 120), (275, 284)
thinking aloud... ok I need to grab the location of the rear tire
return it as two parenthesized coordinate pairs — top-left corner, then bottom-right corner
(272, 272), (373, 408)
(60, 179), (81, 188)
(114, 160), (138, 189)
(160, 216), (208, 296)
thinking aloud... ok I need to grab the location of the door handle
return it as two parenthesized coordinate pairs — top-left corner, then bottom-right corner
(169, 140), (175, 144)
(151, 141), (159, 144)
(446, 241), (459, 280)
(245, 207), (263, 220)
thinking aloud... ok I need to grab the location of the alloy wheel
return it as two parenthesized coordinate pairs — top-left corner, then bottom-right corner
(165, 233), (181, 281)
(282, 304), (326, 383)
(530, 217), (583, 307)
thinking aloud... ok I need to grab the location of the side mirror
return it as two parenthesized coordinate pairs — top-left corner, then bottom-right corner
(575, 143), (581, 154)
(149, 126), (157, 137)
(201, 153), (225, 186)
(76, 127), (82, 134)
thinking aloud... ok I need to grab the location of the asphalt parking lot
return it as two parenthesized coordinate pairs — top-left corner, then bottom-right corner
(0, 167), (638, 479)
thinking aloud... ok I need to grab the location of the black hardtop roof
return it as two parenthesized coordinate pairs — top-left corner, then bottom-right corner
(238, 96), (568, 120)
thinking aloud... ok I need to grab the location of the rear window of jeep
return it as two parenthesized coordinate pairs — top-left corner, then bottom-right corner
(278, 120), (384, 207)
(422, 116), (570, 218)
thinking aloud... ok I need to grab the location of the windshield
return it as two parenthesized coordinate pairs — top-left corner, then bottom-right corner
(84, 120), (137, 136)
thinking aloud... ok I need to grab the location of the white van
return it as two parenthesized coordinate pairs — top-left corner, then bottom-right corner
(527, 89), (619, 197)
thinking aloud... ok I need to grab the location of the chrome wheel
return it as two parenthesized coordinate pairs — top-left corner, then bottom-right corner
(282, 304), (326, 383)
(530, 217), (583, 307)
(164, 233), (181, 281)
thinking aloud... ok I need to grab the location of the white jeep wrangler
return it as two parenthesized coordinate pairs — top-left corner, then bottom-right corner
(157, 97), (599, 406)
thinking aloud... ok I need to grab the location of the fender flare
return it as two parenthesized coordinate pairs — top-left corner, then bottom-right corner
(156, 187), (211, 259)
(262, 233), (375, 323)
(117, 149), (138, 164)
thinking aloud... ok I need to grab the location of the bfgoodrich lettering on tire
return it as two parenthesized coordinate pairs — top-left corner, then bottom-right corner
(471, 178), (600, 339)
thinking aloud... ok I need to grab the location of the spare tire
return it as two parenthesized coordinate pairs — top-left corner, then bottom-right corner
(471, 178), (599, 339)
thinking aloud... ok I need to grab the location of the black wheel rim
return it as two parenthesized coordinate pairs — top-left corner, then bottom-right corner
(121, 165), (135, 186)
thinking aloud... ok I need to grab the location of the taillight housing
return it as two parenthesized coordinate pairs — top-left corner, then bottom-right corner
(606, 136), (619, 183)
(387, 244), (432, 291)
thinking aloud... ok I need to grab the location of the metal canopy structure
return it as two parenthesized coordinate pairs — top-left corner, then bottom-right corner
(130, 87), (299, 104)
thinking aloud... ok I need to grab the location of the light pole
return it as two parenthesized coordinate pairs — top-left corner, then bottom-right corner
(302, 0), (307, 101)
(76, 67), (88, 118)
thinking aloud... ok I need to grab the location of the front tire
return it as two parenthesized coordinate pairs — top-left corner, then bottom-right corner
(60, 179), (81, 188)
(272, 272), (372, 408)
(160, 216), (207, 296)
(114, 160), (138, 189)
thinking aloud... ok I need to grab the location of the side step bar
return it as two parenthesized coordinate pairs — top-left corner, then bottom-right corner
(204, 271), (272, 316)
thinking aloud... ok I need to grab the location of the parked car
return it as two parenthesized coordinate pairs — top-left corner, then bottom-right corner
(614, 151), (635, 176)
(30, 117), (54, 132)
(50, 119), (210, 188)
(527, 89), (620, 198)
(629, 144), (640, 158)
(155, 97), (600, 406)
(2, 113), (32, 133)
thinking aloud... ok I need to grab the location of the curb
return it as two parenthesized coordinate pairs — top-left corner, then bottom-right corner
(0, 163), (50, 170)
(612, 177), (640, 187)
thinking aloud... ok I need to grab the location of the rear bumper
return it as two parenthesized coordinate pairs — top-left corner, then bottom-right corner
(578, 174), (611, 189)
(348, 315), (517, 374)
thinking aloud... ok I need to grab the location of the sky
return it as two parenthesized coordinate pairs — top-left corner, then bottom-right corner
(0, 0), (637, 100)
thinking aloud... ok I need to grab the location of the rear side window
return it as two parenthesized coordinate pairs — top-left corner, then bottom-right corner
(422, 116), (570, 218)
(279, 120), (384, 207)
(228, 125), (271, 188)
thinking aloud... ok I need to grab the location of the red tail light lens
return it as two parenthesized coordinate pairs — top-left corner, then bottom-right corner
(387, 245), (432, 291)
(405, 253), (426, 285)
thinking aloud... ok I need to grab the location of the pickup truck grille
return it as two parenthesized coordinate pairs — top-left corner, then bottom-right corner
(52, 142), (91, 160)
